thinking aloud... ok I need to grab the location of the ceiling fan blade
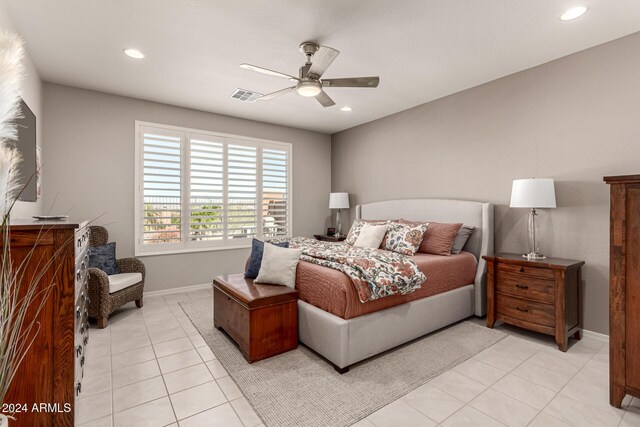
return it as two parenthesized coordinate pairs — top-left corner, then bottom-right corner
(308, 46), (340, 78)
(257, 86), (296, 101)
(322, 76), (380, 88)
(240, 63), (298, 81)
(315, 90), (335, 108)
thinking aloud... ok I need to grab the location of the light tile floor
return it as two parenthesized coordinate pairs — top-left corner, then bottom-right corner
(77, 289), (640, 427)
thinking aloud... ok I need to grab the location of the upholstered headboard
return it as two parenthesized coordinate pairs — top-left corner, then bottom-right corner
(356, 198), (494, 316)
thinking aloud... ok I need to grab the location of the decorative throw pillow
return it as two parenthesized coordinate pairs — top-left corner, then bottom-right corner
(399, 220), (463, 256)
(353, 223), (389, 249)
(88, 242), (120, 275)
(382, 222), (429, 255)
(345, 219), (389, 245)
(451, 226), (475, 255)
(245, 239), (289, 279)
(255, 243), (303, 288)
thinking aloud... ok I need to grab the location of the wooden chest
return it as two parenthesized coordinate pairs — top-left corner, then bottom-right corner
(484, 253), (584, 352)
(213, 274), (298, 363)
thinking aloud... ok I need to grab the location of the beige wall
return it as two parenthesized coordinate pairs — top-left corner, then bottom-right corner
(332, 32), (640, 334)
(43, 83), (331, 292)
(0, 5), (44, 218)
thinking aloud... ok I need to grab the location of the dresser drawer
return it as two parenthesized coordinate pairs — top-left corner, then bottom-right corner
(496, 271), (555, 303)
(75, 226), (90, 259)
(496, 293), (555, 327)
(497, 262), (555, 280)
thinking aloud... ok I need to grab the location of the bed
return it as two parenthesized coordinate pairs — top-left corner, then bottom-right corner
(297, 198), (494, 372)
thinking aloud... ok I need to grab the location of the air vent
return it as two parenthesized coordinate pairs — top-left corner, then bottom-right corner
(231, 88), (262, 103)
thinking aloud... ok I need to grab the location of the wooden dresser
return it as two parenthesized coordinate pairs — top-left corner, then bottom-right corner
(3, 219), (90, 426)
(213, 274), (297, 363)
(484, 253), (584, 351)
(604, 174), (640, 407)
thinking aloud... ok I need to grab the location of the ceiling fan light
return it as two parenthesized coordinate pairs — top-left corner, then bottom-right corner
(296, 81), (322, 97)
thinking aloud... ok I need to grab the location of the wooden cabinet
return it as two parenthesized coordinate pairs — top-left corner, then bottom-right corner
(604, 174), (640, 407)
(213, 274), (298, 363)
(3, 219), (89, 426)
(484, 253), (584, 352)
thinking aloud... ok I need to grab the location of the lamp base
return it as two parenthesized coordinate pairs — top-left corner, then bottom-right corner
(523, 252), (546, 260)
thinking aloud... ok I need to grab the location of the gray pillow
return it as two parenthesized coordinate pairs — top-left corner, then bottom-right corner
(451, 226), (475, 255)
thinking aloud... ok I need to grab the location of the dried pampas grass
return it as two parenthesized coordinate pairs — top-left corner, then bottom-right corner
(0, 30), (25, 142)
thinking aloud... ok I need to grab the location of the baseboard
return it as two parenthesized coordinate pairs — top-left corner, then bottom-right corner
(583, 329), (609, 342)
(144, 283), (211, 297)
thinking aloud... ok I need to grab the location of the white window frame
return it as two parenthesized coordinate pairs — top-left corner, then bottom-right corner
(134, 121), (293, 256)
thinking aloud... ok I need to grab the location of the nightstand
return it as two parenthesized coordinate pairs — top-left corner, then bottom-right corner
(483, 253), (584, 352)
(314, 234), (346, 242)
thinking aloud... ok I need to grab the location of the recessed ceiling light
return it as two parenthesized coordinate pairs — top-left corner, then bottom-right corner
(123, 48), (145, 59)
(340, 106), (353, 112)
(560, 6), (588, 21)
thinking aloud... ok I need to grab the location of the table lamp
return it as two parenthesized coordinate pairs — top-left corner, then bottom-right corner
(510, 178), (556, 259)
(329, 192), (350, 238)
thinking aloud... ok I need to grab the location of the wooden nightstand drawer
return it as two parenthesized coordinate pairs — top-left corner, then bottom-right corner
(497, 262), (555, 280)
(496, 271), (555, 303)
(496, 294), (555, 327)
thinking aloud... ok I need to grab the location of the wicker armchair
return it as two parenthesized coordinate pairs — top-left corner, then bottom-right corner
(87, 226), (145, 328)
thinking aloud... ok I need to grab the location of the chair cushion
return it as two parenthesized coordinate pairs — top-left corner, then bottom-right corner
(108, 273), (143, 294)
(88, 242), (120, 275)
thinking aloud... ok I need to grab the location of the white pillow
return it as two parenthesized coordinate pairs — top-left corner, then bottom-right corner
(354, 223), (388, 249)
(255, 243), (303, 288)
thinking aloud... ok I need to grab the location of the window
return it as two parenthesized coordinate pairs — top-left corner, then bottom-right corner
(135, 122), (292, 255)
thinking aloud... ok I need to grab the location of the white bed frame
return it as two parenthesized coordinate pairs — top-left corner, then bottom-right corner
(298, 198), (494, 372)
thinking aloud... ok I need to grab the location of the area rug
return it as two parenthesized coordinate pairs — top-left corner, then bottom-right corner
(181, 297), (506, 427)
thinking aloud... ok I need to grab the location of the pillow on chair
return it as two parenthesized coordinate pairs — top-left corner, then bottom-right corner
(88, 242), (120, 275)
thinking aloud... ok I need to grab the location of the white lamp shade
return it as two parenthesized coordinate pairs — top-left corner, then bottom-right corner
(510, 179), (557, 208)
(329, 192), (350, 209)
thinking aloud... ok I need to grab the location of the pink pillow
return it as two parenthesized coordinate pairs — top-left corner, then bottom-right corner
(398, 220), (463, 256)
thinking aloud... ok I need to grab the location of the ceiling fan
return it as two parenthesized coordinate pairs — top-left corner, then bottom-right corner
(240, 41), (380, 107)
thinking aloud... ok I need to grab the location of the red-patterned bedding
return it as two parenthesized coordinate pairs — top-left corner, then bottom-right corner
(295, 251), (477, 319)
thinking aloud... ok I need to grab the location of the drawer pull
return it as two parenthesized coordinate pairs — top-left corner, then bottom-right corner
(516, 284), (529, 289)
(76, 306), (81, 319)
(227, 296), (231, 301)
(516, 307), (529, 313)
(80, 356), (85, 367)
(77, 271), (82, 281)
(76, 346), (83, 357)
(519, 267), (525, 272)
(84, 336), (89, 345)
(75, 382), (81, 396)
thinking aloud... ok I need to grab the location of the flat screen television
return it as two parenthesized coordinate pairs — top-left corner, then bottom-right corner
(7, 99), (37, 202)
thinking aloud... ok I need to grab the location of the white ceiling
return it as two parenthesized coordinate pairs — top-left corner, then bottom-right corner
(4, 0), (640, 134)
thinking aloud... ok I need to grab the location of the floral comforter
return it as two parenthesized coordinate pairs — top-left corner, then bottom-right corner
(274, 237), (426, 303)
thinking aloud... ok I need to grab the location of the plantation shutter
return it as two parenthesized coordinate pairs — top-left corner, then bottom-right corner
(141, 128), (183, 246)
(262, 147), (289, 237)
(227, 143), (258, 239)
(189, 134), (224, 242)
(136, 122), (291, 254)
